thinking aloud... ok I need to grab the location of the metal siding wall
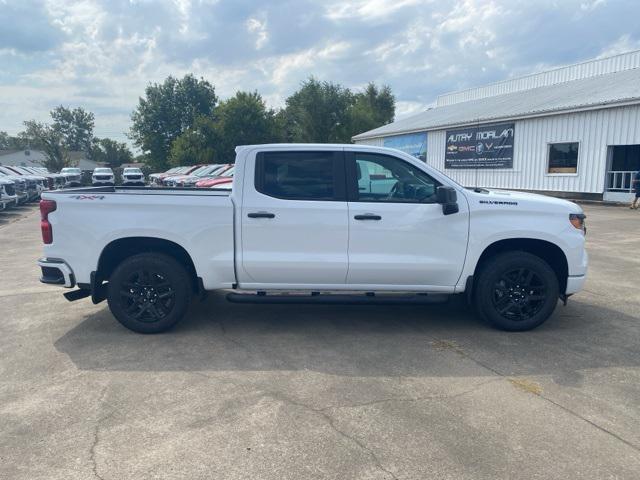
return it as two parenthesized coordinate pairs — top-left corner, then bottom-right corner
(437, 50), (640, 106)
(356, 105), (640, 194)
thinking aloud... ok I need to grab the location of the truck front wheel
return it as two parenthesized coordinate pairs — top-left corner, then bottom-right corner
(107, 253), (192, 333)
(474, 251), (559, 331)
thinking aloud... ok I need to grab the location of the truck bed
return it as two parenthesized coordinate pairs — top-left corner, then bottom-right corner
(47, 186), (231, 197)
(41, 185), (236, 290)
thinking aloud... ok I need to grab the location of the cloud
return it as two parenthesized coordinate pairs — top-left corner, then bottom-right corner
(0, 0), (639, 145)
(0, 0), (64, 54)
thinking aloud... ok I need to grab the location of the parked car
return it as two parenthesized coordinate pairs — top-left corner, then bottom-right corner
(0, 177), (19, 210)
(164, 164), (225, 187)
(172, 164), (233, 187)
(149, 167), (185, 186)
(161, 165), (208, 187)
(0, 167), (32, 202)
(163, 165), (208, 187)
(60, 167), (83, 187)
(7, 166), (48, 197)
(37, 144), (587, 334)
(1, 166), (44, 200)
(121, 167), (145, 186)
(194, 166), (235, 188)
(22, 166), (58, 190)
(92, 167), (115, 186)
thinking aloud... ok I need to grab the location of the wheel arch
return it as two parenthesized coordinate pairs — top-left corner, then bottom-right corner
(472, 238), (568, 295)
(95, 237), (199, 293)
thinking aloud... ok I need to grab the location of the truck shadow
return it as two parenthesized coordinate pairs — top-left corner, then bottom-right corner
(54, 293), (640, 386)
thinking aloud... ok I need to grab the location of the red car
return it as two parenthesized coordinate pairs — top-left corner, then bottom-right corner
(195, 166), (234, 188)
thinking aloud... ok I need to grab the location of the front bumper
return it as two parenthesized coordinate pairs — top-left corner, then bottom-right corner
(38, 258), (75, 288)
(0, 196), (18, 209)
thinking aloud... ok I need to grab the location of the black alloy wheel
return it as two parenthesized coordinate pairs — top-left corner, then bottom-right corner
(107, 253), (191, 333)
(491, 268), (547, 321)
(474, 251), (559, 331)
(120, 269), (176, 323)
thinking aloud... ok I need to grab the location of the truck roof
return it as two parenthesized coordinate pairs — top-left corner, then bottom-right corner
(235, 143), (402, 152)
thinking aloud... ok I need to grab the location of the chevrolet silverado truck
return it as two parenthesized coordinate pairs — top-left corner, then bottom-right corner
(37, 144), (588, 333)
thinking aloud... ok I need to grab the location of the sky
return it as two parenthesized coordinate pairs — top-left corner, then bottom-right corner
(1, 0), (640, 145)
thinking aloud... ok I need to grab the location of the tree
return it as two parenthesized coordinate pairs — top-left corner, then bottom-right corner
(168, 116), (218, 166)
(0, 131), (27, 150)
(21, 121), (70, 171)
(214, 91), (280, 162)
(284, 78), (353, 143)
(348, 83), (395, 135)
(50, 106), (95, 152)
(91, 138), (133, 168)
(169, 91), (281, 166)
(130, 74), (218, 171)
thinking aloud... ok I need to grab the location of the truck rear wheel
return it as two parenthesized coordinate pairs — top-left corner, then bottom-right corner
(474, 251), (559, 331)
(107, 253), (191, 333)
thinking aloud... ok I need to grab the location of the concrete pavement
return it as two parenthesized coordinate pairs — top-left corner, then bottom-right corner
(1, 203), (639, 479)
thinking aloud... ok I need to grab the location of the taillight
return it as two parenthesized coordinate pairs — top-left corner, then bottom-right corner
(40, 199), (57, 244)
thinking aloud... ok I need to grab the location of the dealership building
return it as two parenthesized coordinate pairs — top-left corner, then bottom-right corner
(353, 50), (640, 202)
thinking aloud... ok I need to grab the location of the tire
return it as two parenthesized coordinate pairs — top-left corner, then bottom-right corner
(474, 251), (559, 331)
(107, 253), (192, 333)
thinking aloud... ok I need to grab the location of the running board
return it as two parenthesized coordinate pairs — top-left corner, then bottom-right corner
(63, 288), (92, 302)
(226, 292), (449, 305)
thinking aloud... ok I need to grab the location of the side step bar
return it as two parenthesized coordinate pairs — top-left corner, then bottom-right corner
(226, 292), (449, 305)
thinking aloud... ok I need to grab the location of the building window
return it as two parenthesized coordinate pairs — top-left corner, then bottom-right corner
(548, 142), (579, 174)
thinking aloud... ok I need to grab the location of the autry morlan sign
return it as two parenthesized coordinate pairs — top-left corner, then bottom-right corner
(445, 123), (515, 169)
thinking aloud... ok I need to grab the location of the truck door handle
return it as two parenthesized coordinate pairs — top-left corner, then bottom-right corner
(354, 214), (382, 221)
(248, 212), (275, 219)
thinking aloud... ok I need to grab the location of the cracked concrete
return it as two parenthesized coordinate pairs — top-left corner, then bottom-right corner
(1, 204), (640, 479)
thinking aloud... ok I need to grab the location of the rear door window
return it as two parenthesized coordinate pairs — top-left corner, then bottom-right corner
(255, 151), (345, 201)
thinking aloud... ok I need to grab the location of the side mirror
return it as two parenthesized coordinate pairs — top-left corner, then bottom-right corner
(436, 186), (459, 215)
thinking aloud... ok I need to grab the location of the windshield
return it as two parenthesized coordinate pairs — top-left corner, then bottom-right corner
(194, 165), (225, 177)
(61, 168), (81, 174)
(208, 165), (230, 176)
(124, 168), (141, 173)
(188, 165), (209, 176)
(94, 168), (112, 173)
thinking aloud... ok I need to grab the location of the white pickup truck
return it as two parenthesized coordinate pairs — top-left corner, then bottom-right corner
(37, 144), (588, 333)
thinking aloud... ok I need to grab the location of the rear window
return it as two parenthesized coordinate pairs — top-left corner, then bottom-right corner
(255, 151), (342, 201)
